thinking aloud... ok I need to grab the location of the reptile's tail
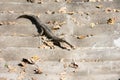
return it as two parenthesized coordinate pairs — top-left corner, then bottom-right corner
(17, 14), (41, 25)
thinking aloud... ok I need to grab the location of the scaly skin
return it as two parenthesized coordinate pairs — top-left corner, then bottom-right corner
(17, 14), (74, 49)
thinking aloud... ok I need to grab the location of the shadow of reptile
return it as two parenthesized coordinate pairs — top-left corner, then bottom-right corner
(17, 14), (74, 50)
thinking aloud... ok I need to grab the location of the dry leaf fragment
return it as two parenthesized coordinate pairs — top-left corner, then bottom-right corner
(63, 63), (67, 68)
(8, 10), (15, 14)
(69, 62), (78, 69)
(59, 58), (65, 62)
(58, 7), (67, 13)
(22, 58), (35, 64)
(38, 44), (49, 49)
(31, 55), (40, 61)
(60, 72), (67, 80)
(55, 0), (60, 2)
(27, 0), (34, 3)
(24, 58), (35, 64)
(60, 77), (66, 80)
(77, 35), (86, 39)
(67, 11), (75, 15)
(34, 67), (43, 74)
(17, 70), (25, 80)
(107, 18), (115, 24)
(27, 0), (43, 4)
(59, 21), (66, 26)
(52, 21), (66, 30)
(71, 17), (79, 25)
(43, 41), (55, 49)
(77, 34), (93, 39)
(89, 0), (96, 2)
(45, 10), (55, 14)
(52, 25), (61, 30)
(6, 65), (17, 72)
(7, 21), (16, 25)
(0, 21), (16, 25)
(0, 22), (4, 25)
(31, 77), (37, 80)
(90, 23), (96, 28)
(105, 8), (112, 13)
(113, 9), (120, 12)
(96, 5), (103, 8)
(37, 0), (43, 4)
(65, 0), (72, 3)
(18, 62), (27, 67)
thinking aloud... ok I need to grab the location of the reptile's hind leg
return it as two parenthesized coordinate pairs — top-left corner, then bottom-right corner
(33, 27), (44, 37)
(53, 42), (69, 50)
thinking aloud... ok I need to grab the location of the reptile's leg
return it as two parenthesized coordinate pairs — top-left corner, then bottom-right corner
(33, 27), (44, 37)
(62, 40), (74, 49)
(39, 27), (44, 35)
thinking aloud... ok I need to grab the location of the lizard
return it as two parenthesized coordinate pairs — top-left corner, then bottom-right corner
(17, 14), (74, 49)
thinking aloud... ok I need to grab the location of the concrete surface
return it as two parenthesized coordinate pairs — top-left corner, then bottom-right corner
(0, 0), (120, 80)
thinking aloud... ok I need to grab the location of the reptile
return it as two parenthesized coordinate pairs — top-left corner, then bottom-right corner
(17, 14), (74, 49)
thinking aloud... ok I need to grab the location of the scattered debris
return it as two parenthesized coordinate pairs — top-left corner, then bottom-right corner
(89, 0), (96, 2)
(65, 0), (72, 3)
(8, 10), (15, 14)
(47, 21), (66, 30)
(76, 34), (93, 39)
(45, 10), (55, 14)
(43, 41), (55, 49)
(67, 11), (75, 15)
(52, 25), (61, 30)
(89, 0), (103, 2)
(59, 58), (65, 62)
(39, 36), (55, 49)
(105, 8), (112, 13)
(31, 77), (37, 80)
(18, 62), (27, 67)
(34, 67), (43, 74)
(6, 65), (17, 72)
(37, 0), (43, 4)
(0, 21), (16, 25)
(63, 63), (67, 68)
(27, 0), (43, 4)
(17, 70), (26, 80)
(77, 35), (87, 39)
(59, 72), (67, 80)
(105, 8), (120, 13)
(58, 7), (67, 13)
(90, 23), (96, 28)
(107, 18), (116, 24)
(96, 5), (103, 8)
(113, 9), (120, 12)
(22, 58), (36, 64)
(69, 62), (78, 69)
(71, 17), (79, 25)
(52, 21), (66, 30)
(19, 56), (40, 65)
(27, 56), (39, 64)
(38, 44), (50, 49)
(55, 0), (60, 2)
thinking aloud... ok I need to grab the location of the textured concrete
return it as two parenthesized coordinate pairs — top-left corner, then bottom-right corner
(0, 0), (120, 80)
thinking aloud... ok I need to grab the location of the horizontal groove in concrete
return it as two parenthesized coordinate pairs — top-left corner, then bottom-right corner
(0, 1), (119, 13)
(0, 0), (118, 3)
(0, 36), (40, 48)
(0, 47), (120, 61)
(0, 12), (119, 26)
(0, 25), (38, 36)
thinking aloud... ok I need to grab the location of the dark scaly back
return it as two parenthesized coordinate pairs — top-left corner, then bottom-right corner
(17, 15), (63, 41)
